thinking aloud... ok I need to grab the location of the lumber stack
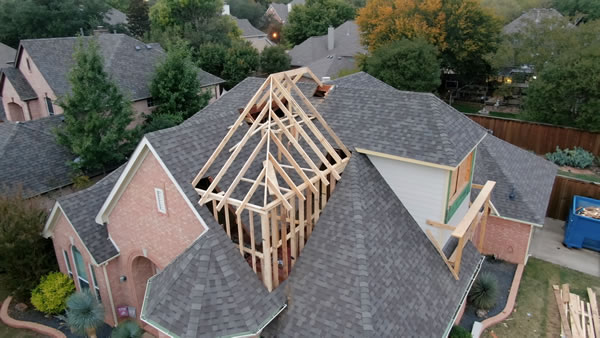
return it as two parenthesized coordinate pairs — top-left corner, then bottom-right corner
(576, 207), (600, 219)
(553, 284), (600, 338)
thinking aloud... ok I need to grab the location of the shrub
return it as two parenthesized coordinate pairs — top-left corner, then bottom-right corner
(0, 192), (58, 300)
(546, 146), (595, 168)
(449, 325), (472, 338)
(66, 291), (105, 337)
(31, 272), (75, 314)
(468, 272), (498, 310)
(111, 320), (143, 338)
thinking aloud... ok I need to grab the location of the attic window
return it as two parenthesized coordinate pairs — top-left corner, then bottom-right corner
(313, 84), (333, 97)
(155, 188), (167, 214)
(26, 58), (31, 72)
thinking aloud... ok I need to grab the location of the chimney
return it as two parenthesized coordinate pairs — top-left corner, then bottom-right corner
(287, 3), (292, 13)
(93, 26), (109, 36)
(327, 26), (334, 51)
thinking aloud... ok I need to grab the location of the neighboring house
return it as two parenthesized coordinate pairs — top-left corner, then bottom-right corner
(104, 8), (129, 26)
(502, 8), (564, 35)
(289, 21), (366, 80)
(0, 115), (76, 205)
(232, 16), (274, 52)
(42, 69), (556, 337)
(265, 0), (305, 24)
(0, 33), (224, 122)
(0, 42), (16, 66)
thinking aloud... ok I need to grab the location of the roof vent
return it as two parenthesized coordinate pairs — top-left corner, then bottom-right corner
(145, 44), (152, 49)
(135, 46), (141, 51)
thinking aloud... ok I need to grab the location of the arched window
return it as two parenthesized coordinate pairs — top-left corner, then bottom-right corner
(71, 246), (89, 291)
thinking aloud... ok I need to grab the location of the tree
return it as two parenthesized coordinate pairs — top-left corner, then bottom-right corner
(128, 0), (151, 38)
(222, 41), (260, 88)
(364, 39), (441, 92)
(357, 0), (500, 82)
(55, 39), (135, 174)
(229, 0), (267, 26)
(553, 0), (600, 22)
(66, 291), (105, 338)
(0, 0), (109, 48)
(0, 193), (57, 300)
(481, 0), (551, 23)
(523, 46), (600, 132)
(150, 0), (224, 29)
(195, 42), (229, 77)
(282, 0), (356, 46)
(260, 45), (291, 74)
(149, 42), (210, 121)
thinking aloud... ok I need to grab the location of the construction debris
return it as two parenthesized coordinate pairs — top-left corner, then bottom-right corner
(553, 284), (600, 338)
(576, 207), (600, 219)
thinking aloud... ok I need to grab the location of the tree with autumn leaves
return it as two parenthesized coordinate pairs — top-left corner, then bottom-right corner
(357, 0), (501, 83)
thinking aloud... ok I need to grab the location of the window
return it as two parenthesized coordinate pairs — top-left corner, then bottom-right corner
(89, 264), (101, 301)
(71, 246), (89, 290)
(45, 97), (54, 116)
(449, 151), (474, 204)
(155, 188), (166, 213)
(63, 250), (73, 279)
(147, 98), (154, 107)
(26, 58), (31, 72)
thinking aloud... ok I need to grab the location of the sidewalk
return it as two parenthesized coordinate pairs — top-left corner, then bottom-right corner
(529, 217), (600, 277)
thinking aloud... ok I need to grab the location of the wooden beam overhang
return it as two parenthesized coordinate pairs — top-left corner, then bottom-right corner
(192, 68), (351, 291)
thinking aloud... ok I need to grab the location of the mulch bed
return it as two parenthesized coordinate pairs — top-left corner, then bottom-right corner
(8, 303), (112, 338)
(459, 257), (517, 332)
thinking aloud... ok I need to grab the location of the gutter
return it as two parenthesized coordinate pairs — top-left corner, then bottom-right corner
(102, 263), (118, 326)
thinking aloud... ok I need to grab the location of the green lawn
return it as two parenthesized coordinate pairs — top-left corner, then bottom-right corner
(452, 102), (483, 114)
(558, 169), (600, 183)
(0, 274), (45, 338)
(482, 258), (600, 338)
(488, 111), (522, 119)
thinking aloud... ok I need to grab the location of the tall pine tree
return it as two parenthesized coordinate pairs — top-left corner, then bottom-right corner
(127, 0), (150, 38)
(56, 38), (135, 173)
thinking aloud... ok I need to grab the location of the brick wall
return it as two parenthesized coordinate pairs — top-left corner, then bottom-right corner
(474, 215), (532, 264)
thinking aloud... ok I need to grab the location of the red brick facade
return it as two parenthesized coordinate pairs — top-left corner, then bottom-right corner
(49, 148), (207, 331)
(475, 215), (532, 264)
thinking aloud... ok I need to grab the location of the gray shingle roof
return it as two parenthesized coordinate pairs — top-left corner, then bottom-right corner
(142, 226), (285, 338)
(472, 134), (557, 225)
(18, 34), (223, 102)
(263, 153), (483, 337)
(289, 21), (366, 67)
(0, 116), (74, 198)
(503, 8), (564, 34)
(232, 17), (267, 38)
(305, 54), (356, 79)
(268, 3), (289, 22)
(58, 166), (123, 264)
(1, 67), (37, 100)
(0, 42), (16, 66)
(322, 72), (488, 167)
(104, 8), (128, 26)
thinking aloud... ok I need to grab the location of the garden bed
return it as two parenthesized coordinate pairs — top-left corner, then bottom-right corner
(8, 303), (112, 338)
(459, 257), (517, 331)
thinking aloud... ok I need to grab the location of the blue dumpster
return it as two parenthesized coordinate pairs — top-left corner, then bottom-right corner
(564, 195), (600, 252)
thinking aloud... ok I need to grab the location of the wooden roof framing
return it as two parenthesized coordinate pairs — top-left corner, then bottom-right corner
(192, 67), (350, 215)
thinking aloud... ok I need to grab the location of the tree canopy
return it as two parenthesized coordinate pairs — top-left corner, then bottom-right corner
(150, 0), (224, 29)
(282, 0), (356, 46)
(260, 45), (291, 74)
(55, 39), (135, 173)
(229, 0), (267, 27)
(222, 41), (260, 88)
(364, 39), (441, 92)
(553, 0), (600, 22)
(149, 42), (210, 121)
(480, 0), (551, 23)
(357, 0), (500, 82)
(0, 0), (109, 48)
(127, 0), (151, 38)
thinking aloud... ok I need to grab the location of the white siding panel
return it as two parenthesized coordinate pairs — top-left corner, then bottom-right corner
(367, 154), (450, 243)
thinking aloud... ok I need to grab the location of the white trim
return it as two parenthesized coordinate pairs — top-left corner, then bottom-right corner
(102, 264), (118, 326)
(42, 202), (61, 238)
(63, 250), (73, 278)
(155, 188), (167, 214)
(88, 264), (101, 301)
(72, 246), (90, 290)
(96, 137), (210, 232)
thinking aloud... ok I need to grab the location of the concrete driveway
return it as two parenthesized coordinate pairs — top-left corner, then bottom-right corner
(529, 217), (600, 277)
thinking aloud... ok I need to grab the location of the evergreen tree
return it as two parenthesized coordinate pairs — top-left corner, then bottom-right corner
(128, 0), (150, 38)
(56, 39), (135, 174)
(149, 42), (210, 121)
(260, 45), (291, 74)
(222, 41), (260, 89)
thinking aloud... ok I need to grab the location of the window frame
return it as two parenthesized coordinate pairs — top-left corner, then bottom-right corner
(445, 150), (476, 222)
(63, 250), (73, 279)
(71, 246), (90, 291)
(45, 97), (54, 116)
(88, 264), (101, 302)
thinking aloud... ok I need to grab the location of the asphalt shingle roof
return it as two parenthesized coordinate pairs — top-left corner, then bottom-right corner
(58, 166), (123, 264)
(19, 34), (223, 101)
(233, 17), (266, 37)
(503, 8), (564, 34)
(472, 134), (557, 225)
(263, 153), (483, 337)
(1, 67), (37, 100)
(268, 3), (290, 22)
(289, 21), (366, 67)
(0, 42), (16, 66)
(0, 116), (74, 198)
(104, 8), (128, 26)
(142, 226), (285, 338)
(305, 54), (357, 79)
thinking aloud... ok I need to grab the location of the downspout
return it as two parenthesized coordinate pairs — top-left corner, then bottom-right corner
(102, 263), (118, 326)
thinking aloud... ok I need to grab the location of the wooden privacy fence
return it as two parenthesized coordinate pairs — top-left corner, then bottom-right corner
(466, 114), (600, 156)
(547, 176), (600, 221)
